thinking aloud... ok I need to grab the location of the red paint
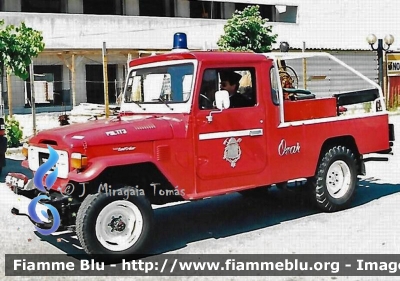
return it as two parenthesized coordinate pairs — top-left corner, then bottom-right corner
(388, 76), (400, 108)
(284, 97), (337, 122)
(18, 51), (392, 200)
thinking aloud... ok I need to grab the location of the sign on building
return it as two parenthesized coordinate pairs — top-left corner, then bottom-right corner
(387, 53), (400, 76)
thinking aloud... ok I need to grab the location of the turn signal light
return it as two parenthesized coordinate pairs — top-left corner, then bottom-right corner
(22, 143), (29, 158)
(71, 153), (88, 169)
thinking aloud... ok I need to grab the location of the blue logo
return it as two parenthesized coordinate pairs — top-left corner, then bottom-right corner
(27, 145), (61, 235)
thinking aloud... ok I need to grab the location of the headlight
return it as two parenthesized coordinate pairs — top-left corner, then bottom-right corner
(71, 153), (88, 169)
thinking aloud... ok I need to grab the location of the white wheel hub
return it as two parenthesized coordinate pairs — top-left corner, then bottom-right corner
(95, 200), (144, 252)
(326, 160), (351, 199)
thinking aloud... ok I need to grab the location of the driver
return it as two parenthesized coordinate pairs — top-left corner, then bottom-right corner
(220, 71), (251, 108)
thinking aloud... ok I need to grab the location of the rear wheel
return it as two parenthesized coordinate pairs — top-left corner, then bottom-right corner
(309, 146), (357, 212)
(76, 186), (154, 260)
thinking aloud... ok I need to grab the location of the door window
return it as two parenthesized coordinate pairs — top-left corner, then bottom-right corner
(199, 68), (256, 109)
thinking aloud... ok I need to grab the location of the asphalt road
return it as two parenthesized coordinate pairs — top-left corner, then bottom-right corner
(1, 115), (400, 281)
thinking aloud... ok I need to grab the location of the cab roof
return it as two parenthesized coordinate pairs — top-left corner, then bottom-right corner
(128, 51), (271, 68)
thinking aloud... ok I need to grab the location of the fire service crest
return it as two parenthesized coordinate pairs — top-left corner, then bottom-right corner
(223, 137), (242, 167)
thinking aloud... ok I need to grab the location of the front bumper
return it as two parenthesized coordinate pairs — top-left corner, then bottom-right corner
(6, 172), (80, 231)
(6, 173), (33, 191)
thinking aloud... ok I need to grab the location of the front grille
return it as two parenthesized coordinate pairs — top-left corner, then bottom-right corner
(28, 146), (69, 179)
(38, 152), (49, 166)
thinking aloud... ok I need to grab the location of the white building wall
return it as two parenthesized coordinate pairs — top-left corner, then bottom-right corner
(273, 0), (399, 50)
(0, 12), (225, 50)
(1, 0), (399, 111)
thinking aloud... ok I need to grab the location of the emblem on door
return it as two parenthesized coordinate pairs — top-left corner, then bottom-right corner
(223, 137), (242, 167)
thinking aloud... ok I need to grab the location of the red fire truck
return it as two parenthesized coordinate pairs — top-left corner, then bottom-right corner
(6, 35), (394, 259)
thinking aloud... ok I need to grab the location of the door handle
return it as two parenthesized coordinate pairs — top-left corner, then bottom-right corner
(249, 129), (263, 136)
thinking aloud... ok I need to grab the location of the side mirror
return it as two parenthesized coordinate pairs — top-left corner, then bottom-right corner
(215, 90), (230, 110)
(206, 90), (230, 123)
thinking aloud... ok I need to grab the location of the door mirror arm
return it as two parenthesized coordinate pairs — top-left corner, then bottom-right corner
(206, 109), (222, 123)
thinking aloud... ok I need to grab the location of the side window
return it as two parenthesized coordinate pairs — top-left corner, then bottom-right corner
(199, 68), (257, 109)
(199, 69), (218, 110)
(270, 67), (280, 105)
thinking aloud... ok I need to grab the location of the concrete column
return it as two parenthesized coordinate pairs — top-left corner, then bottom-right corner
(76, 59), (87, 104)
(124, 0), (139, 16)
(67, 0), (83, 14)
(175, 0), (189, 18)
(4, 0), (21, 12)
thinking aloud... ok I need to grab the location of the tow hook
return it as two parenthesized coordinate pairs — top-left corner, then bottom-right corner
(11, 207), (53, 229)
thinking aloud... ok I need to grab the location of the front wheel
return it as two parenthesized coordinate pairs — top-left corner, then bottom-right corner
(310, 146), (358, 212)
(76, 186), (154, 260)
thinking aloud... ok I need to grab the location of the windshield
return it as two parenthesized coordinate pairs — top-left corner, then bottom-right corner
(124, 63), (194, 104)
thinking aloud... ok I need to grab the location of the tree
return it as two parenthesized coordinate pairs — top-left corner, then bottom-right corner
(0, 20), (45, 115)
(217, 5), (277, 53)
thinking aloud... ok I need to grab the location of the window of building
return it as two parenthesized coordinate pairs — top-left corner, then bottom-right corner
(235, 3), (274, 21)
(86, 64), (117, 104)
(25, 65), (64, 106)
(234, 3), (298, 23)
(139, 0), (174, 17)
(22, 0), (66, 13)
(83, 0), (122, 15)
(190, 1), (221, 19)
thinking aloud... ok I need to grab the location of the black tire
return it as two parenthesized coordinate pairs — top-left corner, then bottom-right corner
(76, 186), (154, 261)
(309, 146), (358, 212)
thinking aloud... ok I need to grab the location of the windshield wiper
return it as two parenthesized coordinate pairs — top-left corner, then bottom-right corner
(152, 97), (174, 111)
(133, 101), (146, 110)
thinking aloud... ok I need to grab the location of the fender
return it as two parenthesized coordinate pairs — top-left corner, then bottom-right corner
(67, 153), (177, 187)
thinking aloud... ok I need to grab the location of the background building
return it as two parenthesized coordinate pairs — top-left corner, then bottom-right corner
(1, 0), (399, 112)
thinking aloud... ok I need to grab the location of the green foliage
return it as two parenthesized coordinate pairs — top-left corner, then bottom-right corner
(5, 116), (23, 148)
(217, 5), (277, 53)
(0, 20), (45, 79)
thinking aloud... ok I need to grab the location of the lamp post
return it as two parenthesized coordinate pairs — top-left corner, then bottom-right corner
(279, 41), (290, 52)
(366, 34), (395, 89)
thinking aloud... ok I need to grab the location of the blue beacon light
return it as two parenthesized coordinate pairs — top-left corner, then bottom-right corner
(172, 32), (189, 52)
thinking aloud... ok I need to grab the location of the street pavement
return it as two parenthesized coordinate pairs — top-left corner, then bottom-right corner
(0, 115), (400, 281)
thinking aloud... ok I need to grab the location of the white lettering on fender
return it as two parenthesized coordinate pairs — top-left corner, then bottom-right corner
(105, 129), (127, 136)
(278, 139), (301, 156)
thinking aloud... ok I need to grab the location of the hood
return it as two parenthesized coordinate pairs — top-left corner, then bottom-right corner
(29, 115), (179, 148)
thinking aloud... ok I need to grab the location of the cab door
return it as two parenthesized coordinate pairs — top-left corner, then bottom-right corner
(195, 67), (267, 193)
